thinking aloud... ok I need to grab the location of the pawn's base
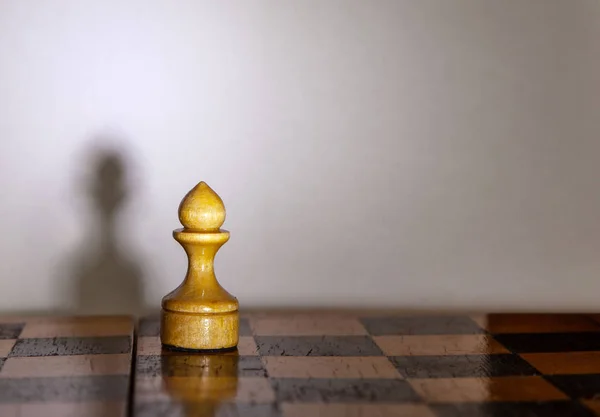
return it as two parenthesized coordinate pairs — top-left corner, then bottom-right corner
(161, 344), (238, 354)
(160, 309), (239, 351)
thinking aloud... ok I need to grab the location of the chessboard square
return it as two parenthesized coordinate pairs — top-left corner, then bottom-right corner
(141, 376), (276, 404)
(360, 316), (482, 336)
(0, 354), (130, 378)
(134, 376), (169, 403)
(251, 316), (366, 336)
(0, 401), (127, 417)
(19, 316), (133, 338)
(494, 332), (600, 353)
(238, 356), (267, 377)
(0, 317), (31, 324)
(9, 336), (131, 357)
(138, 317), (160, 337)
(236, 376), (276, 403)
(134, 401), (281, 417)
(0, 340), (15, 358)
(429, 401), (596, 417)
(391, 354), (539, 378)
(281, 403), (436, 417)
(256, 336), (383, 356)
(0, 375), (130, 403)
(271, 378), (420, 403)
(546, 374), (600, 399)
(239, 318), (252, 336)
(264, 357), (402, 379)
(238, 336), (258, 356)
(135, 376), (231, 404)
(137, 337), (162, 356)
(208, 403), (281, 417)
(0, 323), (24, 340)
(409, 376), (568, 403)
(136, 355), (162, 377)
(136, 354), (264, 377)
(581, 399), (600, 416)
(469, 315), (488, 328)
(374, 335), (508, 356)
(133, 400), (183, 416)
(522, 352), (600, 375)
(483, 314), (600, 334)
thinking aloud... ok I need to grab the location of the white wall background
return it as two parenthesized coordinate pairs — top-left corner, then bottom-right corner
(1, 0), (599, 315)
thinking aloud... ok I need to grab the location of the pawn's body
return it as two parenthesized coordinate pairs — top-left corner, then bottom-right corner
(161, 182), (238, 351)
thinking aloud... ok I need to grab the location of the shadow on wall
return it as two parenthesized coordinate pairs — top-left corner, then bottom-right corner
(62, 144), (146, 316)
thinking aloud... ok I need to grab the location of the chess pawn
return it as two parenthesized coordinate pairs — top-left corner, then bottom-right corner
(161, 181), (239, 351)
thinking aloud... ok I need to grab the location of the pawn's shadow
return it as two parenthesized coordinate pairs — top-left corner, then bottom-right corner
(65, 148), (145, 316)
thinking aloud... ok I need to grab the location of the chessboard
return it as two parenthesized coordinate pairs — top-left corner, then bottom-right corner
(0, 315), (134, 417)
(132, 312), (600, 417)
(3, 313), (600, 416)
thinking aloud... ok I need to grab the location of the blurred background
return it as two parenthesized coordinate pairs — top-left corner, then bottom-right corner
(0, 0), (599, 315)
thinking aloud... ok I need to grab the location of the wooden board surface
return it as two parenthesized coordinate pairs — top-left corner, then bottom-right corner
(0, 315), (134, 417)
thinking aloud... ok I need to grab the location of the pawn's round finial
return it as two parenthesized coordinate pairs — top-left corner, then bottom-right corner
(178, 181), (226, 232)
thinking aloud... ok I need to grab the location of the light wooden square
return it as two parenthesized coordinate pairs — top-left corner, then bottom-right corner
(521, 352), (600, 375)
(409, 376), (568, 403)
(135, 376), (275, 404)
(0, 402), (126, 417)
(0, 354), (130, 378)
(19, 316), (133, 338)
(264, 356), (402, 379)
(251, 315), (366, 336)
(0, 340), (15, 358)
